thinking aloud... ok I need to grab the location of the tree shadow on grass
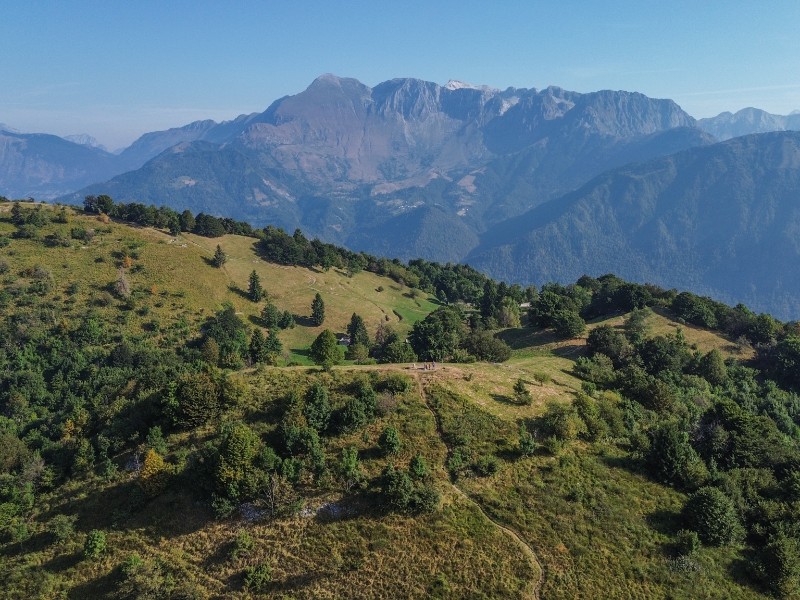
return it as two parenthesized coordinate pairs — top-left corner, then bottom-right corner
(0, 531), (52, 559)
(552, 343), (587, 358)
(490, 393), (521, 407)
(496, 328), (559, 350)
(43, 549), (83, 573)
(247, 314), (265, 328)
(645, 508), (682, 536)
(293, 314), (316, 327)
(227, 284), (251, 302)
(728, 549), (766, 596)
(67, 566), (121, 599)
(272, 571), (329, 593)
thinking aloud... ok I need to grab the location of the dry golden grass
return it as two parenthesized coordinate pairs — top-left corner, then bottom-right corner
(179, 231), (438, 363)
(0, 205), (436, 362)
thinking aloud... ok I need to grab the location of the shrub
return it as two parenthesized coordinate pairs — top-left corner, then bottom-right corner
(231, 529), (254, 560)
(244, 563), (272, 593)
(378, 426), (401, 456)
(540, 400), (583, 441)
(84, 529), (107, 560)
(513, 378), (532, 405)
(682, 487), (744, 546)
(474, 455), (499, 476)
(49, 514), (76, 545)
(410, 454), (428, 479)
(674, 529), (701, 556)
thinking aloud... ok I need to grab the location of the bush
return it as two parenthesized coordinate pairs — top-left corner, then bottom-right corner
(231, 529), (254, 560)
(674, 529), (701, 556)
(682, 487), (744, 546)
(378, 373), (412, 394)
(244, 563), (272, 593)
(49, 514), (76, 545)
(378, 426), (401, 456)
(540, 401), (583, 441)
(473, 455), (499, 476)
(84, 529), (107, 560)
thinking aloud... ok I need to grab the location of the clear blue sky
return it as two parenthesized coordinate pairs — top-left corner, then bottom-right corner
(2, 1), (799, 149)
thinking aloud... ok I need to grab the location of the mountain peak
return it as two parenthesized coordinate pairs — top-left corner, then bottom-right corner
(64, 134), (107, 151)
(444, 79), (498, 93)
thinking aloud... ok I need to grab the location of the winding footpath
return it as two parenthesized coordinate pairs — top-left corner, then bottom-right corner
(413, 372), (545, 600)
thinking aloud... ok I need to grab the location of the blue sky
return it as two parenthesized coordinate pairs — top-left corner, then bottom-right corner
(2, 1), (799, 149)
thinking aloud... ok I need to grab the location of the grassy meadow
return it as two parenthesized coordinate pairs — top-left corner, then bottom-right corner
(0, 202), (772, 599)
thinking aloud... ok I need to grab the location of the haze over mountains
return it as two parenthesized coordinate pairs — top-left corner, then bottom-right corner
(2, 75), (800, 318)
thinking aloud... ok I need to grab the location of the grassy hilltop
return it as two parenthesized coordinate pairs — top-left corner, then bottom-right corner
(0, 202), (795, 599)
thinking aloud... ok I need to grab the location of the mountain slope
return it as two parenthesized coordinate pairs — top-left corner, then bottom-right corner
(0, 129), (121, 198)
(64, 75), (707, 262)
(467, 131), (800, 319)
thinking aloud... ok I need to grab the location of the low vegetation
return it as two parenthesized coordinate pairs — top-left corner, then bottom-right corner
(1, 198), (798, 598)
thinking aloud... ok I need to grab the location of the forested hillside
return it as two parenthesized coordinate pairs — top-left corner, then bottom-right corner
(1, 200), (799, 598)
(468, 131), (800, 320)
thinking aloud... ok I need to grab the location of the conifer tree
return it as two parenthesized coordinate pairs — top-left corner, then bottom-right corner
(249, 329), (268, 364)
(347, 313), (370, 346)
(303, 382), (332, 433)
(310, 329), (339, 370)
(248, 270), (264, 302)
(261, 301), (280, 329)
(311, 293), (325, 326)
(212, 244), (227, 267)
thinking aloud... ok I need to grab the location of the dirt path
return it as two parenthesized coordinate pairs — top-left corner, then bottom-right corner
(413, 372), (544, 600)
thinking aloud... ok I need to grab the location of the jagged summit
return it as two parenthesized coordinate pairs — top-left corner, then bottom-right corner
(444, 79), (498, 93)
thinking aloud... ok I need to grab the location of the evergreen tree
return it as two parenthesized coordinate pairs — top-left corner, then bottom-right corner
(265, 329), (283, 357)
(278, 310), (295, 329)
(212, 244), (227, 268)
(513, 378), (532, 405)
(518, 423), (537, 456)
(10, 202), (24, 225)
(179, 209), (195, 232)
(347, 313), (370, 347)
(249, 329), (268, 364)
(311, 293), (325, 326)
(248, 270), (264, 302)
(378, 426), (401, 455)
(303, 382), (331, 433)
(261, 301), (280, 329)
(310, 329), (340, 370)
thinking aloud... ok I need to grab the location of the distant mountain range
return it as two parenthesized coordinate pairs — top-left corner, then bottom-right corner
(60, 75), (709, 246)
(697, 107), (800, 140)
(467, 131), (800, 320)
(2, 76), (800, 317)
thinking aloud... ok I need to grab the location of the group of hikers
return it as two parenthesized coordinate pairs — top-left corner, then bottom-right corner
(413, 362), (437, 370)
